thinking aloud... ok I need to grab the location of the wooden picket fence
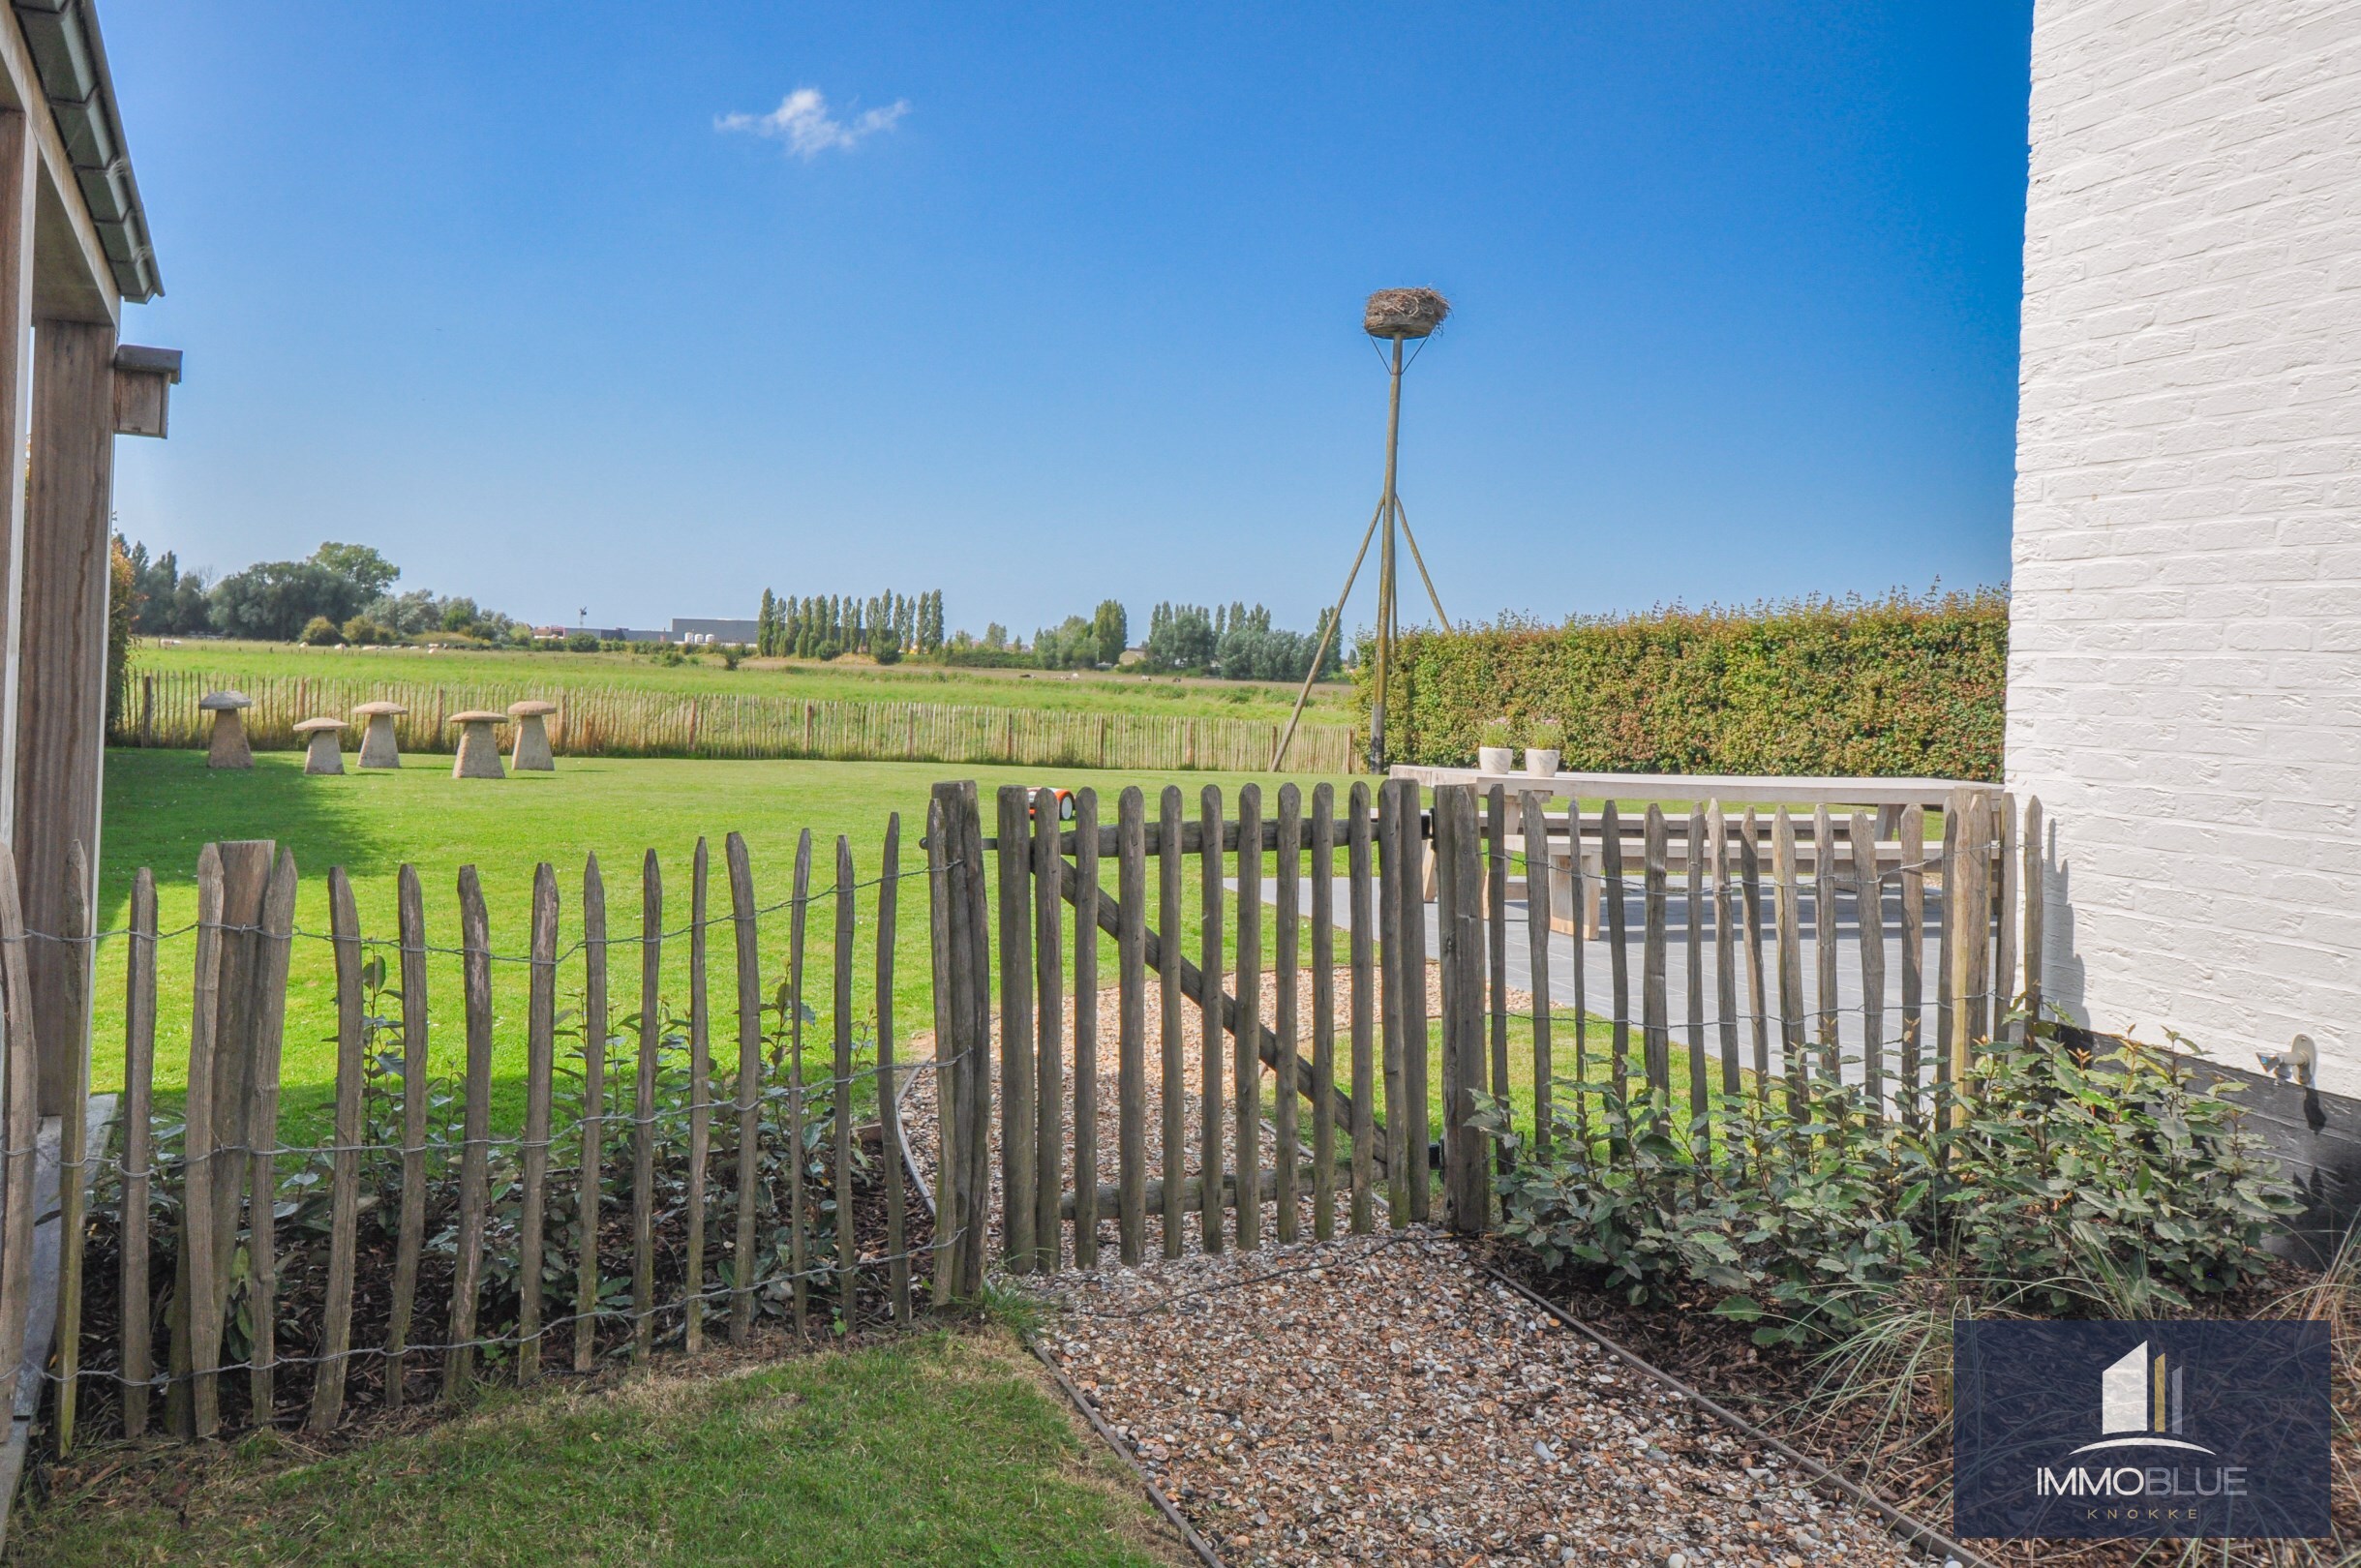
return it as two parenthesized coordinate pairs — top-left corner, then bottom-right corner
(50, 821), (939, 1450)
(11, 772), (2034, 1457)
(921, 776), (2034, 1281)
(119, 668), (1361, 773)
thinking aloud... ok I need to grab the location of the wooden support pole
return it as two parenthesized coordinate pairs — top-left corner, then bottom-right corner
(0, 109), (37, 847)
(12, 317), (115, 1115)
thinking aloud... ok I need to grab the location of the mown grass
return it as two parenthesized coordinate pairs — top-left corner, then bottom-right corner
(131, 639), (1357, 724)
(8, 1329), (1187, 1567)
(95, 750), (1352, 1132)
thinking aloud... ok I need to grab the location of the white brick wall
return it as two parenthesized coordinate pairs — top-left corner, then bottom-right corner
(2010, 0), (2361, 1095)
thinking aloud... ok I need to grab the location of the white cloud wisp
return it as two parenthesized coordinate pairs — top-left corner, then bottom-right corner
(716, 88), (909, 159)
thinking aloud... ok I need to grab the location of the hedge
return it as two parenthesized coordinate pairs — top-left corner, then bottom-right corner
(1354, 587), (2008, 781)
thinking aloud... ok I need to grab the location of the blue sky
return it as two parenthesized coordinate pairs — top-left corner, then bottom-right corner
(106, 2), (2033, 636)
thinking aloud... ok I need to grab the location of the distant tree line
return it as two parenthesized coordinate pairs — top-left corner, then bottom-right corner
(121, 538), (524, 647)
(757, 588), (944, 662)
(1142, 601), (1343, 681)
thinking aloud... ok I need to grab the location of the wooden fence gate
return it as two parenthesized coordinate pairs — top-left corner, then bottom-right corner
(923, 775), (2033, 1284)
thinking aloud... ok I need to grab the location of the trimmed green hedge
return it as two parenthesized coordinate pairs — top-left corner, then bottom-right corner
(1355, 588), (2007, 781)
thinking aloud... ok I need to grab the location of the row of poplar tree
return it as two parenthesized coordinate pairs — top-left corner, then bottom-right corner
(755, 588), (945, 661)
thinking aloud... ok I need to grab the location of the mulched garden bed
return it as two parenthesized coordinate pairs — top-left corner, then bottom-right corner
(58, 1131), (934, 1450)
(1484, 1241), (2358, 1568)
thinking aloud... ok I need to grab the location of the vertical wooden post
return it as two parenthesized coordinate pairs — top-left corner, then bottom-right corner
(787, 829), (813, 1331)
(1433, 786), (1487, 1233)
(1376, 782), (1408, 1222)
(118, 869), (157, 1438)
(51, 842), (95, 1450)
(1740, 811), (1769, 1098)
(1395, 780), (1433, 1223)
(925, 797), (958, 1304)
(995, 786), (1038, 1270)
(725, 834), (762, 1342)
(1347, 783), (1376, 1235)
(1158, 786), (1186, 1257)
(1935, 803), (1958, 1121)
(1851, 812), (1886, 1121)
(0, 110), (37, 842)
(877, 816), (908, 1325)
(834, 835), (858, 1318)
(579, 856), (609, 1368)
(2021, 796), (2045, 1032)
(1031, 791), (1065, 1271)
(1950, 791), (1993, 1114)
(1197, 785), (1225, 1252)
(201, 840), (271, 1365)
(1601, 801), (1630, 1107)
(1272, 783), (1301, 1243)
(1899, 804), (1926, 1126)
(1115, 789), (1147, 1265)
(243, 850), (294, 1426)
(518, 863), (558, 1380)
(306, 868), (367, 1432)
(1641, 805), (1670, 1103)
(685, 839), (712, 1348)
(0, 848), (43, 1433)
(11, 317), (115, 1118)
(1309, 784), (1337, 1240)
(1709, 803), (1740, 1099)
(633, 852), (661, 1360)
(1485, 785), (1508, 1165)
(445, 867), (494, 1391)
(1519, 793), (1554, 1161)
(1812, 804), (1839, 1084)
(386, 865), (430, 1405)
(1072, 789), (1101, 1270)
(1684, 807), (1708, 1148)
(1993, 793), (2019, 1042)
(1568, 806), (1589, 1146)
(1233, 784), (1263, 1251)
(1773, 810), (1805, 1113)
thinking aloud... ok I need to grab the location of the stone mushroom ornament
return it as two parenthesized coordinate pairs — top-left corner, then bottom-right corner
(507, 699), (558, 771)
(199, 690), (255, 769)
(352, 700), (408, 769)
(293, 716), (346, 775)
(448, 710), (508, 779)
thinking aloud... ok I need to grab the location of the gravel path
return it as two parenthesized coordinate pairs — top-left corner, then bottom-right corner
(903, 980), (1936, 1568)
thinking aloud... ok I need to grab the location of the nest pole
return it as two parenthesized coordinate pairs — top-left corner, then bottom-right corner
(1271, 288), (1451, 773)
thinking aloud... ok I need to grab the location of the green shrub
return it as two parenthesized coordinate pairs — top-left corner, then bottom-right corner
(300, 615), (344, 647)
(1491, 1032), (2295, 1344)
(1359, 587), (2008, 780)
(565, 631), (598, 652)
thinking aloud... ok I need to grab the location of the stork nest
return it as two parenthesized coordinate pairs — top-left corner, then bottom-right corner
(1363, 286), (1451, 339)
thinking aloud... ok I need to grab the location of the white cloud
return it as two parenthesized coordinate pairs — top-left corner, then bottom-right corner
(716, 88), (910, 159)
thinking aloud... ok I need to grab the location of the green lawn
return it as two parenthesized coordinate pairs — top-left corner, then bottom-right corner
(95, 749), (1354, 1131)
(9, 1329), (1186, 1567)
(131, 639), (1359, 725)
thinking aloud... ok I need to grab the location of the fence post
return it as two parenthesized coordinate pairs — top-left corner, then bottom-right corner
(1432, 785), (1487, 1234)
(930, 781), (991, 1300)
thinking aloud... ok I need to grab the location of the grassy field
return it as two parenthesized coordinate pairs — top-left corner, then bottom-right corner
(95, 749), (1355, 1131)
(9, 1328), (1187, 1567)
(131, 639), (1360, 725)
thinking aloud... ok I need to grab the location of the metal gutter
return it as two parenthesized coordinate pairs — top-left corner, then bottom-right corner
(12, 0), (158, 301)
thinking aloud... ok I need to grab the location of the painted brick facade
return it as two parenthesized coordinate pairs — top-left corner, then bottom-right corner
(2009, 0), (2361, 1094)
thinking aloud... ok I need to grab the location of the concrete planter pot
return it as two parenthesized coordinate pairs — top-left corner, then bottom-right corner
(1524, 748), (1560, 777)
(1477, 745), (1515, 773)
